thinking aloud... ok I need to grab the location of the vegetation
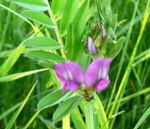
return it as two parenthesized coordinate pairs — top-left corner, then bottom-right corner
(0, 0), (150, 129)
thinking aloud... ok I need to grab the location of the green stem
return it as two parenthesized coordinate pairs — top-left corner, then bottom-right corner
(46, 0), (67, 60)
(84, 101), (94, 129)
(62, 114), (70, 129)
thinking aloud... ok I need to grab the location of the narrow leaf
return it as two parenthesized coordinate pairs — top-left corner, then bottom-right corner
(106, 36), (125, 58)
(53, 96), (82, 122)
(22, 10), (56, 29)
(25, 50), (65, 63)
(5, 82), (36, 129)
(0, 45), (25, 77)
(37, 89), (73, 110)
(93, 95), (109, 129)
(14, 0), (48, 11)
(60, 0), (80, 35)
(71, 108), (86, 129)
(24, 36), (62, 50)
(133, 107), (150, 129)
(0, 69), (48, 82)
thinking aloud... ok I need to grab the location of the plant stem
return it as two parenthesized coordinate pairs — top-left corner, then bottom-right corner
(62, 114), (70, 129)
(84, 101), (94, 129)
(46, 0), (67, 60)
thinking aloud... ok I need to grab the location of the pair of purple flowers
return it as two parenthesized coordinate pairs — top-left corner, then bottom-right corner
(55, 58), (112, 93)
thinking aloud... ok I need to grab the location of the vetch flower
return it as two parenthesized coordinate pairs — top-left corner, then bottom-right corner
(85, 58), (112, 93)
(88, 37), (97, 55)
(55, 58), (112, 93)
(55, 62), (84, 93)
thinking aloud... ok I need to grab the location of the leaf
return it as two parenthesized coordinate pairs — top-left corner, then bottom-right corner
(73, 0), (89, 40)
(25, 50), (65, 63)
(93, 95), (109, 129)
(38, 115), (57, 129)
(106, 36), (125, 58)
(5, 82), (36, 129)
(133, 107), (150, 129)
(53, 96), (82, 122)
(71, 108), (86, 129)
(60, 0), (80, 35)
(0, 68), (48, 82)
(65, 25), (74, 60)
(14, 0), (48, 11)
(102, 0), (112, 27)
(0, 103), (21, 121)
(23, 36), (62, 50)
(52, 0), (66, 16)
(71, 0), (89, 61)
(0, 45), (25, 77)
(111, 14), (117, 30)
(37, 89), (73, 110)
(37, 60), (55, 69)
(22, 10), (56, 29)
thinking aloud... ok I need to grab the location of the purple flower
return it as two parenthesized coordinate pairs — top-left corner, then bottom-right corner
(85, 58), (112, 93)
(88, 37), (97, 55)
(55, 62), (84, 93)
(55, 58), (112, 93)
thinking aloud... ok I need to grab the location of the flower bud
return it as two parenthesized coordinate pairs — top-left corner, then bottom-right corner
(88, 37), (97, 55)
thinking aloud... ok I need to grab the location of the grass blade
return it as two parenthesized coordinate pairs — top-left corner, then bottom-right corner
(133, 107), (150, 129)
(5, 82), (37, 129)
(0, 68), (48, 82)
(0, 45), (25, 77)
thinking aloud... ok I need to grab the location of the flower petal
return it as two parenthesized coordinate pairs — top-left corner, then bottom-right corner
(101, 58), (112, 79)
(62, 83), (68, 93)
(67, 80), (79, 92)
(55, 62), (84, 84)
(96, 79), (110, 93)
(65, 62), (84, 85)
(85, 58), (103, 88)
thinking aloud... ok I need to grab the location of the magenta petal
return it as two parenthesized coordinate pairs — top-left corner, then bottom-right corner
(67, 80), (79, 92)
(55, 62), (84, 93)
(65, 62), (84, 85)
(62, 84), (68, 93)
(55, 62), (84, 85)
(101, 58), (112, 79)
(85, 58), (103, 88)
(62, 80), (78, 93)
(96, 79), (110, 93)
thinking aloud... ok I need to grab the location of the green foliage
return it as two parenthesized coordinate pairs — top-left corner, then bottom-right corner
(25, 50), (65, 63)
(24, 36), (62, 50)
(0, 68), (48, 82)
(22, 10), (56, 29)
(133, 107), (150, 129)
(5, 82), (36, 129)
(53, 96), (82, 122)
(106, 36), (125, 58)
(37, 89), (72, 110)
(0, 45), (25, 77)
(71, 108), (86, 129)
(14, 0), (48, 11)
(0, 0), (150, 129)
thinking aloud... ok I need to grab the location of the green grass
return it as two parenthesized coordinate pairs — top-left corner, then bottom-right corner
(0, 0), (150, 129)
